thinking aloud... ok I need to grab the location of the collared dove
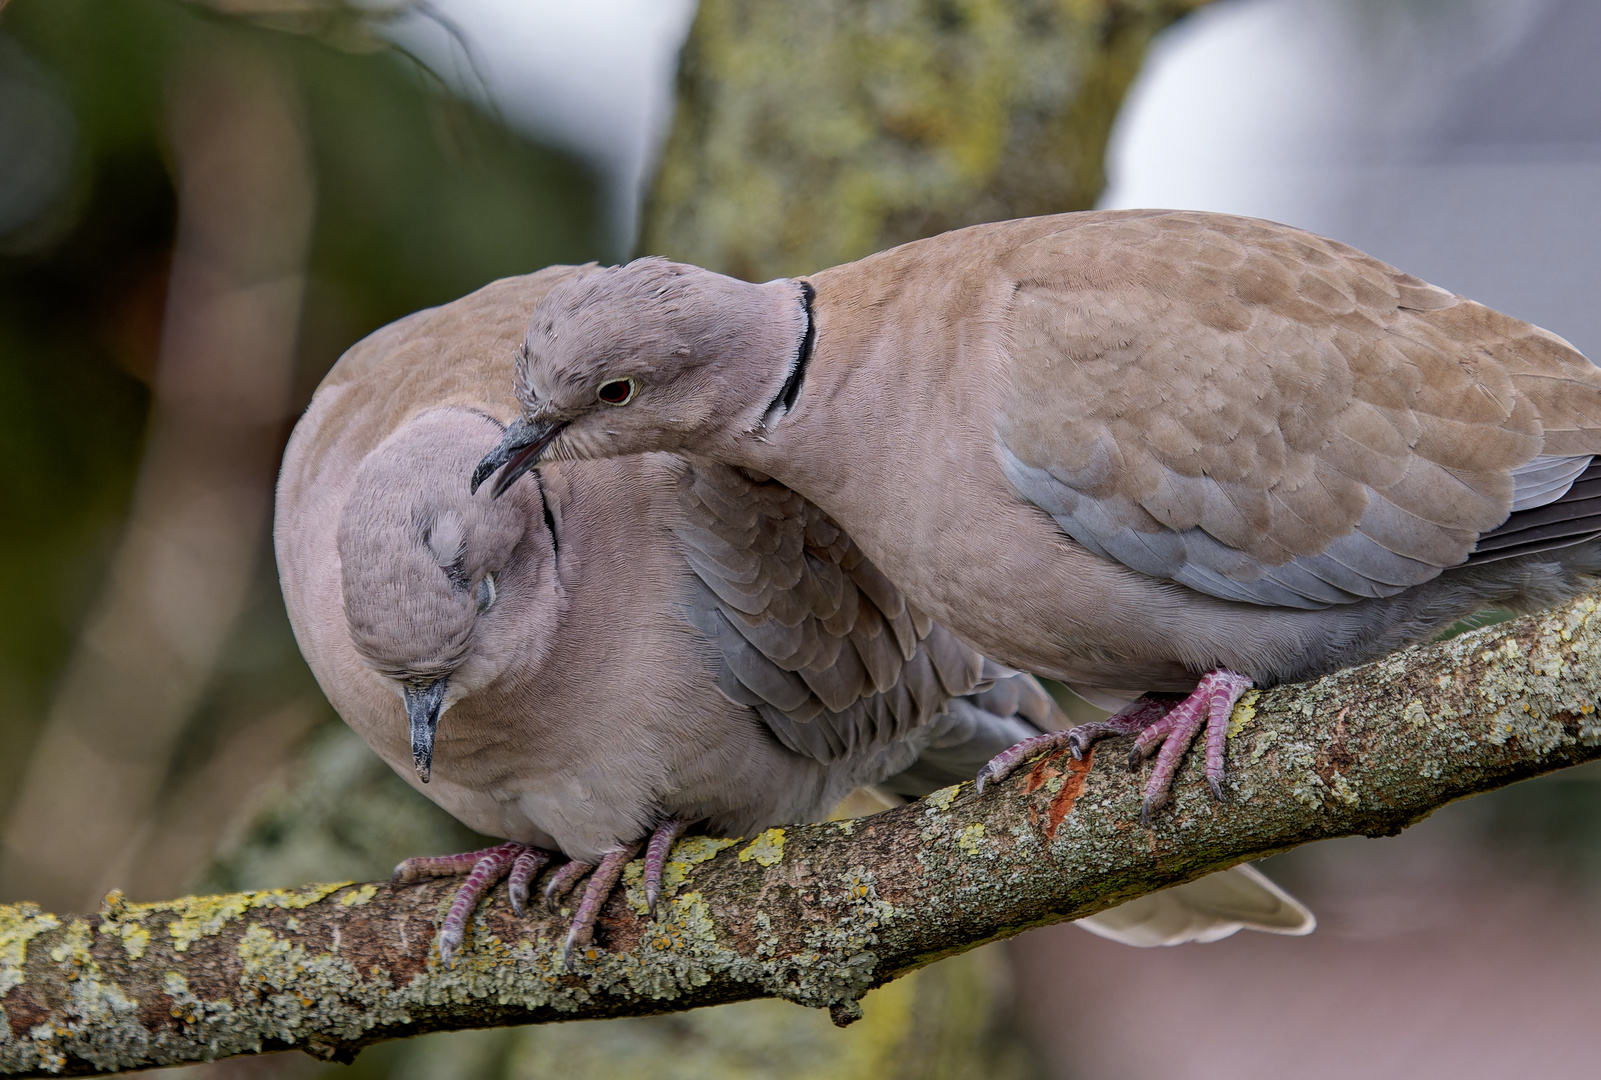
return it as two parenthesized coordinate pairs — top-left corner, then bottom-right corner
(481, 208), (1601, 821)
(277, 266), (1312, 964)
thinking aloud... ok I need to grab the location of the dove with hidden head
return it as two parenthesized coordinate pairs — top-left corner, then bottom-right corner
(482, 209), (1601, 823)
(277, 266), (1312, 966)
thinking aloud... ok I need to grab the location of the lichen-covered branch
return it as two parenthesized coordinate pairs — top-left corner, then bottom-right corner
(7, 595), (1601, 1075)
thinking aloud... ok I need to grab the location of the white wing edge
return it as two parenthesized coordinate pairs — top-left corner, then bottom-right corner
(1074, 863), (1315, 948)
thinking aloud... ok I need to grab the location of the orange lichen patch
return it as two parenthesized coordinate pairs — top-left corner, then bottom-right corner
(1023, 748), (1095, 840)
(1045, 754), (1094, 839)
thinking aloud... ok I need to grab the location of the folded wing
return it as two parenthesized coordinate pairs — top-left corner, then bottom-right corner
(677, 459), (1011, 765)
(997, 211), (1601, 609)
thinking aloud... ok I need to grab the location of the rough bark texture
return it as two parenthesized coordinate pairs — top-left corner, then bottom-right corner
(641, 0), (1210, 280)
(6, 595), (1601, 1075)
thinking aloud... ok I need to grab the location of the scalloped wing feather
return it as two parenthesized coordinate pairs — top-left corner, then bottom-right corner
(678, 461), (997, 764)
(996, 212), (1601, 608)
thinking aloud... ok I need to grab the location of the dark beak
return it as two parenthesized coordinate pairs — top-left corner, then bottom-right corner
(471, 416), (570, 499)
(403, 677), (448, 783)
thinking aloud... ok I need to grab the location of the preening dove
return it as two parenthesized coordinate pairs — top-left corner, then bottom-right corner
(277, 267), (1312, 964)
(482, 209), (1601, 821)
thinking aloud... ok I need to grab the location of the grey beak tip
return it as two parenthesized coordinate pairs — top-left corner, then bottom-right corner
(404, 676), (448, 788)
(471, 416), (568, 500)
(469, 458), (496, 495)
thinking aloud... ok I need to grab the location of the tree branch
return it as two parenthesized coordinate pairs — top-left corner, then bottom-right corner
(6, 595), (1601, 1075)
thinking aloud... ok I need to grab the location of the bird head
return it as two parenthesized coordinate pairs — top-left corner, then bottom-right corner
(472, 257), (811, 498)
(338, 408), (548, 783)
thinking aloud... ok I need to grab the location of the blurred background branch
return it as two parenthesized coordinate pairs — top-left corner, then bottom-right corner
(0, 28), (316, 913)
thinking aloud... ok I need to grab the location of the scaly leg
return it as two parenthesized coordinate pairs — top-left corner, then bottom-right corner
(507, 848), (552, 916)
(975, 696), (1176, 795)
(562, 844), (642, 969)
(643, 818), (692, 918)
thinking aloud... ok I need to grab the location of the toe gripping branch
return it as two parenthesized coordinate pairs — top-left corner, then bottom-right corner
(392, 817), (699, 969)
(393, 842), (547, 966)
(975, 670), (1253, 824)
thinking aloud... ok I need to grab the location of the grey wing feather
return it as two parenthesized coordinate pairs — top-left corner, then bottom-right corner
(1471, 458), (1601, 561)
(677, 460), (995, 765)
(1509, 454), (1594, 511)
(1001, 441), (1598, 609)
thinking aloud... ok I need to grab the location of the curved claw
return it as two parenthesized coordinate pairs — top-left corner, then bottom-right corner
(974, 763), (997, 797)
(507, 848), (551, 917)
(543, 859), (592, 912)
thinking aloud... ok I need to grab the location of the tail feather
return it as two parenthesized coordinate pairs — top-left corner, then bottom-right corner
(1074, 863), (1315, 947)
(1471, 461), (1601, 563)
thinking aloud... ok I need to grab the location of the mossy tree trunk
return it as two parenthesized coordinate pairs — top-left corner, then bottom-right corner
(641, 0), (1209, 280)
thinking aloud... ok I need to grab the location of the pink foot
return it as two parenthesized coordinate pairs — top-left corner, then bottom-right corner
(974, 696), (1175, 795)
(562, 844), (642, 969)
(643, 818), (691, 918)
(393, 841), (551, 965)
(1129, 670), (1254, 824)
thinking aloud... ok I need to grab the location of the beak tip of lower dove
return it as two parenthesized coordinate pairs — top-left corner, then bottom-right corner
(404, 676), (448, 786)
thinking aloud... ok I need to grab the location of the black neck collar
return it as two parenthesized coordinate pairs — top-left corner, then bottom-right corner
(765, 281), (815, 419)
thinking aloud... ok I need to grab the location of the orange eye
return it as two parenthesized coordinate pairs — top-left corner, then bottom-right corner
(597, 379), (636, 405)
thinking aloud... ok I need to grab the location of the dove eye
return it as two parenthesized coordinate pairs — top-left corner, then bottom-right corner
(476, 573), (497, 614)
(597, 378), (637, 405)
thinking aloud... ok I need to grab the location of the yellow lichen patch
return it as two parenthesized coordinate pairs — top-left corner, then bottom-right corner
(155, 883), (351, 953)
(97, 889), (153, 959)
(49, 919), (93, 967)
(97, 921), (151, 961)
(337, 885), (379, 908)
(623, 836), (738, 916)
(923, 785), (960, 813)
(0, 903), (60, 995)
(1227, 690), (1260, 738)
(956, 824), (986, 856)
(237, 922), (293, 973)
(738, 828), (787, 867)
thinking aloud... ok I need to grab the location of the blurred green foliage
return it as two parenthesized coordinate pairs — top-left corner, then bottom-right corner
(0, 0), (603, 813)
